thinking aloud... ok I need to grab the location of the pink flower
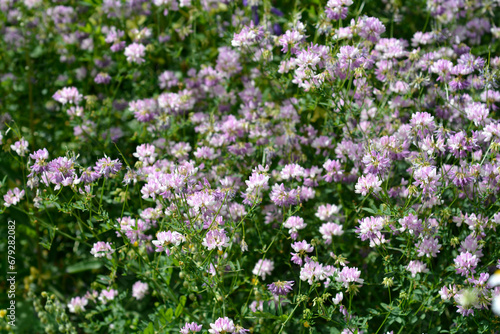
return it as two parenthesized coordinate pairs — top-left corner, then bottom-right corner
(202, 229), (230, 251)
(90, 241), (114, 259)
(124, 43), (146, 64)
(336, 266), (364, 288)
(319, 222), (344, 244)
(99, 288), (118, 304)
(283, 216), (306, 240)
(406, 260), (429, 277)
(53, 87), (83, 105)
(454, 251), (479, 277)
(152, 231), (185, 255)
(3, 187), (25, 207)
(355, 173), (382, 196)
(132, 281), (149, 300)
(208, 317), (235, 334)
(10, 138), (29, 157)
(180, 322), (203, 334)
(67, 296), (88, 313)
(415, 237), (441, 258)
(290, 240), (314, 266)
(252, 259), (274, 280)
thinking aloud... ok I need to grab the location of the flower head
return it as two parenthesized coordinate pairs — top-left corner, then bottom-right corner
(90, 241), (115, 259)
(268, 280), (294, 296)
(67, 296), (88, 313)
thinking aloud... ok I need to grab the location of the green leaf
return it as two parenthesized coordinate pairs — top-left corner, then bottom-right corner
(143, 322), (154, 334)
(66, 260), (103, 273)
(361, 207), (378, 215)
(175, 296), (187, 317)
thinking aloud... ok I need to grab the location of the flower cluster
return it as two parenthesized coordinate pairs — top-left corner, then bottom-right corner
(1, 0), (500, 332)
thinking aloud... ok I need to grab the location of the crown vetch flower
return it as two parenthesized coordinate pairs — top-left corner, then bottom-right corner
(202, 229), (230, 251)
(67, 296), (88, 313)
(319, 222), (344, 244)
(3, 187), (25, 207)
(53, 86), (83, 105)
(355, 173), (382, 196)
(336, 266), (364, 288)
(132, 281), (149, 300)
(90, 241), (115, 259)
(180, 322), (203, 334)
(208, 317), (235, 334)
(283, 216), (306, 240)
(406, 260), (429, 277)
(253, 259), (274, 280)
(290, 240), (314, 266)
(11, 138), (29, 157)
(152, 230), (185, 255)
(94, 156), (122, 178)
(124, 43), (146, 64)
(268, 280), (294, 296)
(454, 251), (479, 277)
(99, 288), (118, 304)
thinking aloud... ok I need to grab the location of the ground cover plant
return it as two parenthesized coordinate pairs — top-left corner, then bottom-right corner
(1, 0), (500, 333)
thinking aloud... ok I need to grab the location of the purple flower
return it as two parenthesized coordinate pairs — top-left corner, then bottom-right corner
(133, 144), (157, 166)
(398, 213), (423, 236)
(465, 102), (489, 126)
(325, 0), (353, 21)
(29, 148), (50, 174)
(447, 131), (478, 158)
(406, 260), (429, 278)
(53, 87), (82, 105)
(124, 43), (146, 64)
(323, 159), (344, 182)
(158, 70), (179, 89)
(315, 204), (340, 221)
(231, 23), (264, 48)
(202, 229), (230, 251)
(358, 16), (385, 43)
(336, 266), (364, 288)
(129, 98), (158, 122)
(90, 241), (114, 259)
(94, 72), (111, 84)
(290, 240), (314, 266)
(252, 259), (274, 280)
(10, 138), (29, 157)
(99, 288), (118, 304)
(410, 112), (435, 138)
(3, 187), (25, 207)
(208, 317), (235, 334)
(268, 280), (294, 296)
(413, 166), (441, 195)
(319, 222), (344, 244)
(283, 216), (306, 240)
(281, 163), (306, 180)
(454, 251), (479, 277)
(152, 231), (185, 255)
(362, 150), (391, 174)
(94, 156), (122, 178)
(355, 173), (382, 196)
(278, 30), (305, 54)
(67, 296), (88, 313)
(132, 281), (149, 300)
(270, 183), (299, 206)
(430, 59), (453, 81)
(355, 216), (386, 247)
(180, 322), (203, 334)
(300, 260), (336, 285)
(415, 237), (441, 258)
